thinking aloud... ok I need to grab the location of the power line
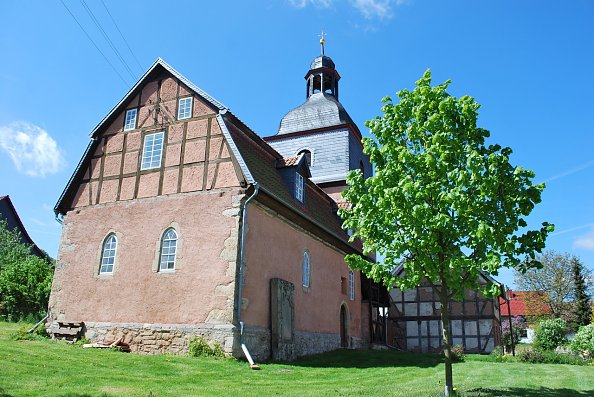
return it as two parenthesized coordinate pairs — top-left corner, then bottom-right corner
(79, 0), (136, 81)
(100, 0), (144, 73)
(59, 0), (131, 87)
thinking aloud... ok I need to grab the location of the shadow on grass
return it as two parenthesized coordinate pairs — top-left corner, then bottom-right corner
(463, 387), (594, 397)
(288, 348), (442, 368)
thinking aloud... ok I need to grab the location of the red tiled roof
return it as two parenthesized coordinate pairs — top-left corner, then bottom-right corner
(336, 201), (351, 210)
(499, 290), (552, 316)
(276, 156), (300, 168)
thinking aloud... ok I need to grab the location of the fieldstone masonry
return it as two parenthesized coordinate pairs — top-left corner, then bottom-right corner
(78, 322), (236, 355)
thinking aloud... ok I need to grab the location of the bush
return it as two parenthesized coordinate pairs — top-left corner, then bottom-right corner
(0, 220), (54, 321)
(518, 347), (587, 365)
(570, 324), (594, 359)
(534, 318), (568, 350)
(188, 336), (225, 359)
(9, 325), (49, 341)
(501, 316), (528, 351)
(450, 345), (465, 362)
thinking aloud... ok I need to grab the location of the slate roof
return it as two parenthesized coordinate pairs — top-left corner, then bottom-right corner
(0, 195), (50, 260)
(221, 114), (356, 251)
(310, 55), (335, 70)
(277, 92), (357, 135)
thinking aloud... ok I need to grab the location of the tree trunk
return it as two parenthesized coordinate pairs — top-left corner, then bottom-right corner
(439, 287), (454, 396)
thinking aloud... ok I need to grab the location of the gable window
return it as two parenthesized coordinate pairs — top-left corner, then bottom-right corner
(178, 97), (193, 120)
(159, 228), (178, 271)
(295, 172), (304, 202)
(348, 270), (355, 300)
(124, 108), (137, 131)
(141, 131), (164, 170)
(99, 234), (117, 274)
(302, 250), (310, 288)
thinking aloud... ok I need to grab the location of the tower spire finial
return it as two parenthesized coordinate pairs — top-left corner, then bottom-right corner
(319, 31), (326, 56)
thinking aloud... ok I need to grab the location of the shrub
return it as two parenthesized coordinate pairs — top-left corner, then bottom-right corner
(534, 318), (567, 350)
(570, 324), (594, 360)
(450, 345), (465, 362)
(518, 347), (587, 365)
(188, 336), (225, 359)
(9, 325), (48, 341)
(501, 316), (528, 351)
(0, 256), (54, 321)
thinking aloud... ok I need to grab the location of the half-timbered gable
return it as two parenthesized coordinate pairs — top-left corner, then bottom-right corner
(57, 61), (241, 213)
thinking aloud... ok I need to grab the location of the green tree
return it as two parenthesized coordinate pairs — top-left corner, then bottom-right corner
(0, 219), (32, 270)
(514, 251), (592, 325)
(573, 258), (591, 327)
(0, 219), (54, 321)
(339, 70), (552, 396)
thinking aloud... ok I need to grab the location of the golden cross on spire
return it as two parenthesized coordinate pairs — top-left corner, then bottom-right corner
(319, 31), (327, 55)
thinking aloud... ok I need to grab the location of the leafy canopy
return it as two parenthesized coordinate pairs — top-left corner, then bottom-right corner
(340, 70), (553, 298)
(514, 250), (592, 324)
(0, 219), (54, 321)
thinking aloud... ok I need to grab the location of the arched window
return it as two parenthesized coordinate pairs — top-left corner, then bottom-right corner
(159, 228), (178, 271)
(99, 234), (117, 274)
(348, 270), (355, 301)
(298, 149), (312, 168)
(302, 250), (310, 288)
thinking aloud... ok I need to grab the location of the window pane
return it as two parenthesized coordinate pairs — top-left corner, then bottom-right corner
(159, 228), (178, 271)
(178, 97), (193, 120)
(124, 109), (137, 131)
(100, 234), (117, 274)
(141, 131), (165, 170)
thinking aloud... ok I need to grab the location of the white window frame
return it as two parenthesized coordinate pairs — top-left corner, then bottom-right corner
(99, 234), (117, 274)
(141, 131), (165, 170)
(295, 172), (304, 202)
(348, 270), (355, 301)
(159, 228), (178, 271)
(302, 250), (310, 288)
(178, 97), (193, 120)
(124, 108), (137, 131)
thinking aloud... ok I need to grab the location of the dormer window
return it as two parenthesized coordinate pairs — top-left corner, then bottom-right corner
(124, 108), (137, 131)
(295, 172), (304, 202)
(178, 97), (193, 120)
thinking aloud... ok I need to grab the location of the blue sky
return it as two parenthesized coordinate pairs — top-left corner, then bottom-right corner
(0, 0), (593, 288)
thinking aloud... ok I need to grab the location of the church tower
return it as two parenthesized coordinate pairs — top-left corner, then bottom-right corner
(264, 39), (371, 202)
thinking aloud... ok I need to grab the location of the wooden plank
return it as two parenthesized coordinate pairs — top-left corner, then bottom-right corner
(54, 328), (81, 336)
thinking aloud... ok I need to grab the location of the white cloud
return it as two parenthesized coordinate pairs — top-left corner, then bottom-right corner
(542, 159), (594, 184)
(288, 0), (409, 19)
(351, 0), (409, 19)
(289, 0), (333, 8)
(0, 121), (65, 177)
(574, 227), (594, 251)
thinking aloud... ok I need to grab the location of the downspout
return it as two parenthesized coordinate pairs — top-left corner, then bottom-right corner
(236, 182), (260, 369)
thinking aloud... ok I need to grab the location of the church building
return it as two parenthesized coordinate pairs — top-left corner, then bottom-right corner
(48, 46), (379, 360)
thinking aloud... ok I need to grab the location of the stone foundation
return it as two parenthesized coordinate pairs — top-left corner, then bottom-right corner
(47, 321), (236, 355)
(241, 324), (364, 361)
(47, 321), (367, 359)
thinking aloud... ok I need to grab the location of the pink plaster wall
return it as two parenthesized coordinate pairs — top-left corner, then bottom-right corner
(241, 204), (363, 338)
(50, 192), (242, 325)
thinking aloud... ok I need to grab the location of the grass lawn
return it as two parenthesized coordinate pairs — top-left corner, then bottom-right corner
(1, 322), (593, 397)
